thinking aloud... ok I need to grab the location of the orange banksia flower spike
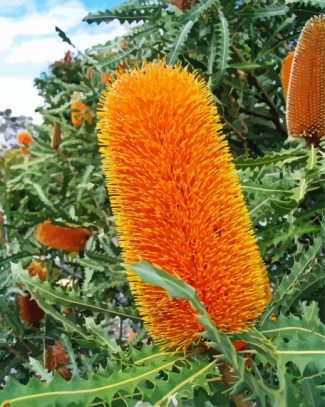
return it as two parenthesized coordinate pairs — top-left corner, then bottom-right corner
(280, 50), (295, 99)
(35, 220), (91, 251)
(17, 130), (32, 146)
(286, 15), (325, 144)
(97, 61), (270, 350)
(18, 260), (47, 326)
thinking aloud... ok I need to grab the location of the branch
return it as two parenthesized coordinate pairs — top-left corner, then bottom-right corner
(232, 47), (287, 139)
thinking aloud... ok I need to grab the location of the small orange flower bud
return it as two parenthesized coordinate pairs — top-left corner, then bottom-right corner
(35, 220), (91, 251)
(27, 259), (47, 281)
(102, 72), (113, 84)
(17, 130), (32, 146)
(70, 92), (92, 127)
(21, 147), (29, 155)
(232, 341), (251, 368)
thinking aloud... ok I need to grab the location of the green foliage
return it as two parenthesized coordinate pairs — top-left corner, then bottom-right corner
(0, 0), (324, 405)
(0, 346), (219, 406)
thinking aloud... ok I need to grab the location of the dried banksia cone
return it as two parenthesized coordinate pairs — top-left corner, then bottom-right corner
(46, 341), (71, 380)
(287, 15), (325, 144)
(97, 61), (270, 350)
(35, 221), (91, 251)
(18, 294), (45, 326)
(51, 122), (62, 149)
(18, 260), (47, 326)
(280, 50), (295, 99)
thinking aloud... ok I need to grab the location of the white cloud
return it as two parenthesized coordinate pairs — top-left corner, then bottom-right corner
(0, 1), (127, 122)
(0, 77), (43, 123)
(0, 1), (87, 52)
(6, 23), (127, 64)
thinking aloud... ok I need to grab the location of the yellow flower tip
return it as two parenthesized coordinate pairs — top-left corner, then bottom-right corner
(35, 220), (91, 252)
(287, 14), (325, 144)
(97, 61), (271, 350)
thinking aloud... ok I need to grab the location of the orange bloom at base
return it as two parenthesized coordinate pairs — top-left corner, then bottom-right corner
(97, 61), (270, 350)
(17, 130), (32, 146)
(287, 15), (325, 143)
(35, 220), (91, 251)
(18, 260), (47, 326)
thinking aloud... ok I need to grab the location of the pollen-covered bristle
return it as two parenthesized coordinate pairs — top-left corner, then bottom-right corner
(97, 61), (270, 350)
(287, 15), (325, 142)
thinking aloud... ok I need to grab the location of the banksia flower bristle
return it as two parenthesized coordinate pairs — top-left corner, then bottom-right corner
(280, 50), (295, 99)
(287, 15), (325, 143)
(18, 260), (47, 326)
(35, 220), (91, 251)
(97, 61), (270, 349)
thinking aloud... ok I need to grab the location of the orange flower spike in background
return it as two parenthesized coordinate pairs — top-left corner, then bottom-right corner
(16, 130), (32, 146)
(18, 260), (47, 326)
(70, 92), (92, 127)
(35, 220), (91, 251)
(97, 61), (271, 350)
(280, 50), (295, 99)
(287, 15), (325, 143)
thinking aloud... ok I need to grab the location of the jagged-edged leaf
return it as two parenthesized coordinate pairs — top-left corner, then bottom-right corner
(55, 27), (76, 48)
(27, 357), (53, 384)
(236, 5), (289, 18)
(264, 234), (324, 318)
(130, 266), (293, 405)
(235, 150), (307, 169)
(83, 3), (165, 24)
(261, 302), (325, 374)
(131, 261), (245, 382)
(214, 10), (230, 83)
(0, 346), (218, 407)
(167, 20), (194, 65)
(180, 0), (217, 23)
(84, 317), (120, 353)
(11, 263), (140, 321)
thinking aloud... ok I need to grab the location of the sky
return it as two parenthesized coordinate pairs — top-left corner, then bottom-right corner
(0, 0), (124, 123)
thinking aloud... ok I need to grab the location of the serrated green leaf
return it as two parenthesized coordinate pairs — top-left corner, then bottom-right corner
(167, 20), (194, 65)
